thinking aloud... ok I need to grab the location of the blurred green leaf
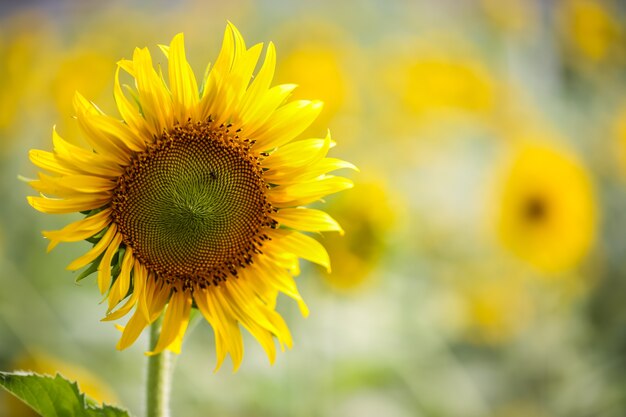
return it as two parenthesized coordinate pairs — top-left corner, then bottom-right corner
(0, 371), (132, 417)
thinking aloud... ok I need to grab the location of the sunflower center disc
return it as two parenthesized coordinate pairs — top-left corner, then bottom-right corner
(112, 122), (274, 286)
(524, 195), (548, 223)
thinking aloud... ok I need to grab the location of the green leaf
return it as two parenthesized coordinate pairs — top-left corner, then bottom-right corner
(0, 371), (133, 417)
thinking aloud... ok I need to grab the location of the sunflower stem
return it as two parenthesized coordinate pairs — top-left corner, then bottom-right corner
(147, 317), (171, 417)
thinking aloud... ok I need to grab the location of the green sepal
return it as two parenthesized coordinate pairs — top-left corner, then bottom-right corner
(108, 246), (126, 288)
(80, 207), (106, 217)
(198, 62), (211, 98)
(75, 253), (104, 283)
(124, 84), (144, 117)
(0, 371), (133, 417)
(86, 228), (107, 245)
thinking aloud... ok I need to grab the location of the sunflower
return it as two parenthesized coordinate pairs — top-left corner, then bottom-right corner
(377, 39), (498, 140)
(495, 142), (596, 274)
(452, 269), (533, 345)
(558, 0), (623, 63)
(27, 23), (354, 370)
(321, 181), (397, 291)
(383, 45), (495, 119)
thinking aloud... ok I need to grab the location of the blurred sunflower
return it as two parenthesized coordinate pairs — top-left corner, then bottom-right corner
(453, 271), (533, 345)
(558, 0), (624, 63)
(276, 43), (345, 132)
(613, 105), (626, 177)
(383, 44), (495, 120)
(0, 11), (52, 142)
(480, 0), (538, 37)
(378, 38), (498, 140)
(495, 142), (597, 274)
(320, 181), (397, 291)
(51, 48), (116, 141)
(27, 23), (354, 370)
(273, 22), (360, 140)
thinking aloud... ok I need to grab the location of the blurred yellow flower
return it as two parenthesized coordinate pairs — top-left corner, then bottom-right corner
(383, 44), (496, 120)
(0, 11), (52, 140)
(321, 181), (397, 291)
(273, 22), (359, 138)
(5, 350), (118, 415)
(496, 142), (597, 274)
(455, 272), (533, 345)
(613, 105), (626, 177)
(27, 24), (354, 370)
(480, 0), (539, 36)
(560, 0), (623, 63)
(277, 45), (345, 120)
(403, 58), (494, 117)
(51, 48), (116, 140)
(378, 38), (499, 140)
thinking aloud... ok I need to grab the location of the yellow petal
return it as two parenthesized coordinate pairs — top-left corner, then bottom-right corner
(212, 290), (245, 371)
(117, 58), (135, 77)
(28, 195), (110, 214)
(165, 33), (199, 122)
(132, 47), (173, 135)
(211, 24), (237, 82)
(201, 23), (260, 123)
(216, 43), (263, 125)
(237, 42), (276, 122)
(114, 65), (149, 136)
(147, 289), (192, 355)
(97, 232), (123, 295)
(226, 280), (278, 336)
(143, 275), (171, 322)
(30, 173), (115, 197)
(80, 111), (145, 153)
(239, 83), (298, 134)
(225, 278), (293, 356)
(194, 288), (227, 370)
(262, 133), (332, 171)
(43, 208), (112, 251)
(272, 208), (343, 234)
(104, 259), (146, 321)
(199, 24), (236, 118)
(266, 158), (358, 185)
(29, 149), (77, 176)
(73, 93), (132, 165)
(51, 128), (123, 178)
(224, 291), (277, 363)
(267, 176), (353, 208)
(66, 223), (118, 271)
(107, 246), (134, 310)
(116, 274), (171, 350)
(267, 229), (331, 272)
(116, 308), (149, 350)
(253, 256), (309, 316)
(250, 100), (323, 151)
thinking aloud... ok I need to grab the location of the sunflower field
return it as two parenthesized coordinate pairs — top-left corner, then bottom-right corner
(2, 1), (626, 416)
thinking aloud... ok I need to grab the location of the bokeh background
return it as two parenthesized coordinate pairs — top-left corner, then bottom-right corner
(2, 0), (626, 416)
